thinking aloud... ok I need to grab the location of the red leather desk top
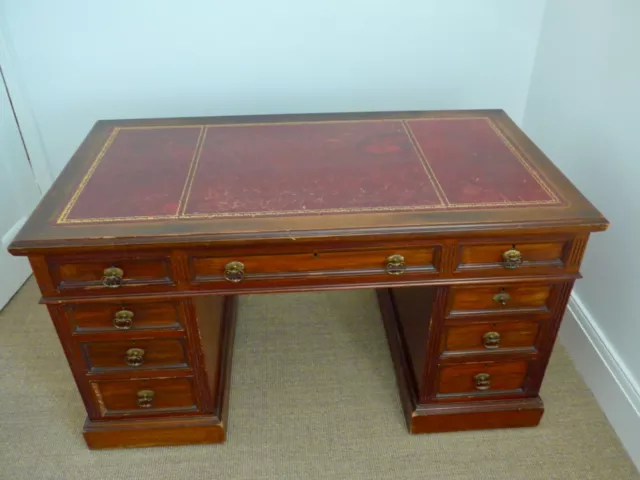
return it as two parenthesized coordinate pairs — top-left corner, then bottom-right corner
(11, 110), (607, 251)
(59, 117), (562, 224)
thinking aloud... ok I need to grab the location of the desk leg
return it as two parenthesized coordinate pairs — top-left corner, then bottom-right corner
(378, 288), (544, 434)
(82, 295), (238, 449)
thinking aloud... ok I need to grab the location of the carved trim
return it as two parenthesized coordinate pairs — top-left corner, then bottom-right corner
(566, 235), (589, 272)
(438, 242), (459, 275)
(551, 281), (576, 319)
(525, 281), (575, 394)
(420, 287), (450, 403)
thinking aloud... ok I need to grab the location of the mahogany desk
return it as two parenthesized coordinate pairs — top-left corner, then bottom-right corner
(9, 110), (608, 449)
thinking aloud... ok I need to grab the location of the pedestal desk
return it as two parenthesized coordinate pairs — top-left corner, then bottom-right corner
(9, 110), (608, 449)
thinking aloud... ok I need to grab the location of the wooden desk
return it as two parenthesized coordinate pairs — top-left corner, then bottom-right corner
(9, 110), (607, 449)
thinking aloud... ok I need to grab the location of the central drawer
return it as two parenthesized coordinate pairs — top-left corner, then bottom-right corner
(440, 319), (541, 356)
(80, 338), (189, 373)
(188, 244), (439, 286)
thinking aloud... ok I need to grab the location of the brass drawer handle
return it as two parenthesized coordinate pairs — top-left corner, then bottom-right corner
(474, 373), (491, 391)
(386, 254), (406, 275)
(125, 348), (145, 367)
(224, 261), (245, 283)
(102, 266), (124, 288)
(137, 389), (154, 408)
(502, 248), (522, 269)
(113, 309), (134, 330)
(483, 331), (501, 349)
(493, 291), (511, 306)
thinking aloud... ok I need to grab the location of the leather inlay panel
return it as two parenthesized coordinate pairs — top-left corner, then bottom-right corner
(62, 127), (203, 222)
(406, 118), (558, 206)
(185, 121), (442, 216)
(56, 118), (566, 225)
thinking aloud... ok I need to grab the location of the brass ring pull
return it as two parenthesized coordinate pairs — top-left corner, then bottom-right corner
(137, 389), (154, 408)
(125, 348), (145, 367)
(474, 373), (491, 391)
(502, 249), (522, 269)
(113, 309), (134, 330)
(493, 291), (511, 306)
(386, 254), (406, 275)
(483, 331), (501, 349)
(224, 261), (245, 283)
(102, 266), (124, 288)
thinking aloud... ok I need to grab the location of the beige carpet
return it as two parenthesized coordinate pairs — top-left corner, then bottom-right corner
(0, 279), (637, 480)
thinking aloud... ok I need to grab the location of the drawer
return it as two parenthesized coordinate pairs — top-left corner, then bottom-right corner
(437, 360), (529, 396)
(188, 244), (439, 285)
(440, 319), (540, 356)
(65, 301), (184, 334)
(454, 239), (569, 277)
(80, 338), (188, 373)
(448, 284), (553, 318)
(90, 377), (198, 417)
(47, 252), (174, 294)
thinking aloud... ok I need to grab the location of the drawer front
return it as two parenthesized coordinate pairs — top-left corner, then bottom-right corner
(448, 284), (553, 318)
(189, 245), (439, 285)
(81, 339), (188, 373)
(90, 377), (198, 417)
(455, 239), (569, 277)
(48, 253), (174, 293)
(66, 301), (183, 333)
(441, 320), (540, 355)
(437, 361), (529, 396)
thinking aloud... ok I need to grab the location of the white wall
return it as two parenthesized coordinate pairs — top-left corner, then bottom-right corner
(523, 0), (640, 466)
(0, 0), (546, 176)
(0, 67), (42, 307)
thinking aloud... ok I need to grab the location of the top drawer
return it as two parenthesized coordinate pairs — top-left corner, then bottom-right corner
(47, 252), (175, 295)
(454, 238), (570, 277)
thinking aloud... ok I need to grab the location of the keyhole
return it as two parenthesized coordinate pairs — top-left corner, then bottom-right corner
(313, 252), (319, 259)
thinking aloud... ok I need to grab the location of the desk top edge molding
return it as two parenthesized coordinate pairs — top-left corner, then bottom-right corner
(10, 109), (608, 255)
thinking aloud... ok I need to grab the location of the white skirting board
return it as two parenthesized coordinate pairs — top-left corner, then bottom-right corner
(559, 293), (640, 469)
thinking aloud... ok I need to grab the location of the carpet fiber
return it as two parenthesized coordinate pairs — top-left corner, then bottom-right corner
(0, 279), (638, 480)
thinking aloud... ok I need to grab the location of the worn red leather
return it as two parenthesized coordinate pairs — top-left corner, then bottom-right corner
(406, 119), (558, 205)
(59, 118), (564, 224)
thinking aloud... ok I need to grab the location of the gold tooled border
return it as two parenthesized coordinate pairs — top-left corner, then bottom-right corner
(57, 117), (567, 225)
(57, 127), (121, 223)
(402, 121), (450, 205)
(177, 126), (207, 215)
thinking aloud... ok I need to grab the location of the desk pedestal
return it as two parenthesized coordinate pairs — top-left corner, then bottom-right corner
(79, 296), (238, 449)
(377, 285), (569, 434)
